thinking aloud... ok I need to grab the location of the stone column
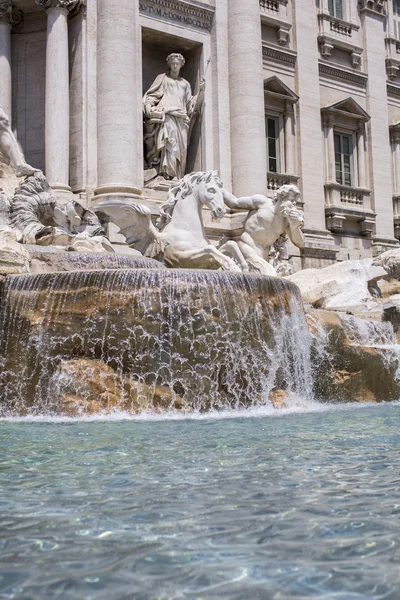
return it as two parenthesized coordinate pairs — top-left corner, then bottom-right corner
(357, 123), (366, 189)
(325, 115), (336, 184)
(36, 0), (79, 194)
(0, 2), (12, 118)
(361, 2), (397, 248)
(228, 0), (267, 197)
(95, 0), (141, 200)
(284, 104), (294, 175)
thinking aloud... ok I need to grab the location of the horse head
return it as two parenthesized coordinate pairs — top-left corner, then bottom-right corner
(157, 171), (226, 230)
(195, 171), (226, 220)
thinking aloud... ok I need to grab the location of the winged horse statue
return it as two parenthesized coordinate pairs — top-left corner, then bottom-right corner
(95, 171), (248, 272)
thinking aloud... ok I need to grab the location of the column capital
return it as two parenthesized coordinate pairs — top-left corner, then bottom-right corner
(0, 2), (23, 27)
(35, 0), (85, 12)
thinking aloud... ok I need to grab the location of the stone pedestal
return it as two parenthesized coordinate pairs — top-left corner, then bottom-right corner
(228, 0), (267, 197)
(95, 0), (142, 202)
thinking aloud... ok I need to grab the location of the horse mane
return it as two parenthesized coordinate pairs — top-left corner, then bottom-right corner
(156, 170), (221, 230)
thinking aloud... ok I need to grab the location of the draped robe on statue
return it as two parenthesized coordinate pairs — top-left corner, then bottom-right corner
(143, 74), (199, 180)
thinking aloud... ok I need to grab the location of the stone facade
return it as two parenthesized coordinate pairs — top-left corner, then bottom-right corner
(3, 0), (400, 268)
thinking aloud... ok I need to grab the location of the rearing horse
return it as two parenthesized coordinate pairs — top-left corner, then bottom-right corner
(95, 171), (247, 272)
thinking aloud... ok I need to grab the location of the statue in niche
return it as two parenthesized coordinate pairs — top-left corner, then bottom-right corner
(143, 53), (205, 181)
(0, 105), (38, 178)
(222, 184), (305, 276)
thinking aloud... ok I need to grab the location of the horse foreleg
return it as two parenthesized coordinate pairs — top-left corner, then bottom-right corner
(219, 240), (249, 272)
(168, 245), (242, 272)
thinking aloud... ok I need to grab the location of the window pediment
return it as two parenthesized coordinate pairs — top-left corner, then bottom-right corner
(263, 76), (299, 104)
(321, 97), (370, 123)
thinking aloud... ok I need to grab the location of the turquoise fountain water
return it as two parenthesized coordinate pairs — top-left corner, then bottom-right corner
(1, 403), (400, 599)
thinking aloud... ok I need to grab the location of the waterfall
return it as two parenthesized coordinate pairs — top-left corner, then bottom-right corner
(0, 269), (313, 416)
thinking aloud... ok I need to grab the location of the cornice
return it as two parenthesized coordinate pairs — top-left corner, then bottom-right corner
(387, 83), (400, 97)
(262, 43), (297, 66)
(319, 62), (368, 88)
(139, 0), (214, 32)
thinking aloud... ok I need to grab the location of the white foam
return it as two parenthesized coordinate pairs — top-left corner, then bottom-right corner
(1, 399), (398, 423)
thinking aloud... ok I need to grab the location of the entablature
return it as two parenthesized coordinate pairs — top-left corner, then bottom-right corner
(139, 0), (214, 32)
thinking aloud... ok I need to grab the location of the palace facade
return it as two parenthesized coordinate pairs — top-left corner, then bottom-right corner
(1, 0), (399, 268)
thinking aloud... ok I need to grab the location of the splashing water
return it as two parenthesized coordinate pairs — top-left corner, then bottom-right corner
(340, 314), (400, 381)
(0, 269), (313, 416)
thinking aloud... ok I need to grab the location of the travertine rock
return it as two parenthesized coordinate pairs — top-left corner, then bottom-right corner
(53, 358), (187, 416)
(308, 308), (400, 402)
(288, 259), (387, 310)
(373, 248), (400, 281)
(0, 230), (30, 274)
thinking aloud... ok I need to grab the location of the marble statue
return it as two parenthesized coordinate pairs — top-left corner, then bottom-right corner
(222, 184), (305, 276)
(96, 171), (245, 271)
(10, 172), (113, 252)
(0, 105), (38, 178)
(143, 53), (205, 180)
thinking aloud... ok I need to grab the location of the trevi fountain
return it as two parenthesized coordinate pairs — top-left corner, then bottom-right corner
(1, 55), (400, 598)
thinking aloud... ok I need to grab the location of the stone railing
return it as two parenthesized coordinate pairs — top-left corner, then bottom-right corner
(324, 183), (374, 235)
(267, 172), (299, 193)
(317, 12), (361, 67)
(259, 0), (291, 47)
(329, 19), (352, 37)
(325, 183), (371, 209)
(259, 0), (279, 12)
(340, 188), (363, 205)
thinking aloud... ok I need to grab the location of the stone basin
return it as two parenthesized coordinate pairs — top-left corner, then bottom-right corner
(0, 269), (311, 416)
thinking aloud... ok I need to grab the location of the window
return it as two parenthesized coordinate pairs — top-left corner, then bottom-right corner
(328, 0), (343, 19)
(394, 0), (400, 39)
(335, 132), (353, 186)
(266, 116), (280, 173)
